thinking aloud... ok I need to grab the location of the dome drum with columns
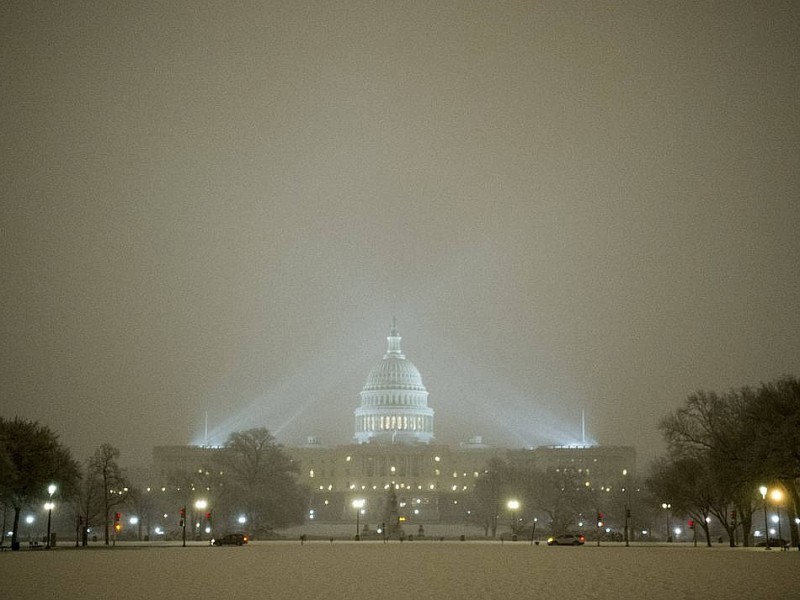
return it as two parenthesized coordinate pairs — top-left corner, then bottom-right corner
(354, 320), (434, 444)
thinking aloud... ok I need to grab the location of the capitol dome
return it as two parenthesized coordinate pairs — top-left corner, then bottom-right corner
(354, 320), (434, 444)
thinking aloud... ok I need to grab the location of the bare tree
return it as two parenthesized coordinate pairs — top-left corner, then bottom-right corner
(0, 418), (80, 550)
(221, 428), (306, 536)
(744, 376), (800, 549)
(88, 444), (128, 544)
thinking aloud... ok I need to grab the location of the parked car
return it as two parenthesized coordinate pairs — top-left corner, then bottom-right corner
(213, 533), (249, 546)
(755, 538), (789, 548)
(547, 534), (585, 546)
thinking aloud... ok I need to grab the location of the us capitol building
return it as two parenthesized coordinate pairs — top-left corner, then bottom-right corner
(152, 321), (636, 524)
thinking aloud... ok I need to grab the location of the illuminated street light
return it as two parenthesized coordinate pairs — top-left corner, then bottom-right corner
(352, 499), (365, 540)
(759, 486), (770, 550)
(507, 500), (520, 540)
(661, 503), (672, 542)
(195, 500), (209, 542)
(45, 483), (56, 549)
(770, 488), (784, 548)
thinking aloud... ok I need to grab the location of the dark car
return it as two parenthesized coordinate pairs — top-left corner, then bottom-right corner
(547, 534), (585, 546)
(213, 533), (249, 546)
(755, 538), (789, 548)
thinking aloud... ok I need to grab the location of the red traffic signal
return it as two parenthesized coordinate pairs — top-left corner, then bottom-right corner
(114, 512), (121, 523)
(688, 519), (695, 529)
(205, 512), (212, 522)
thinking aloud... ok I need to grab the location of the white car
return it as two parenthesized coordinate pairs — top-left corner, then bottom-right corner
(547, 534), (585, 546)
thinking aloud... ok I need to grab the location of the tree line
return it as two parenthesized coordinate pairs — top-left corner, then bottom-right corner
(648, 375), (800, 548)
(0, 420), (307, 550)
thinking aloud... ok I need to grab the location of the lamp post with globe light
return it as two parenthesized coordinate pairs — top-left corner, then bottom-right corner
(759, 486), (770, 550)
(661, 503), (672, 542)
(45, 484), (56, 549)
(25, 515), (35, 544)
(507, 500), (520, 540)
(352, 499), (365, 541)
(195, 499), (209, 543)
(770, 488), (784, 549)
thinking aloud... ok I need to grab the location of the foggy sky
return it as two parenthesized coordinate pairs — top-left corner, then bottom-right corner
(2, 1), (799, 468)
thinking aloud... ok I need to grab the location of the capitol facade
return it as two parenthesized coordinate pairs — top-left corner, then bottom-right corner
(150, 320), (636, 527)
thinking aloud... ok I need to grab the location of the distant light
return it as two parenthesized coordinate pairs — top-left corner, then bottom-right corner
(44, 502), (55, 511)
(352, 498), (365, 510)
(154, 527), (164, 535)
(771, 515), (779, 523)
(238, 516), (246, 524)
(25, 516), (34, 524)
(674, 528), (682, 536)
(130, 517), (139, 525)
(205, 527), (211, 534)
(48, 484), (57, 496)
(195, 499), (208, 510)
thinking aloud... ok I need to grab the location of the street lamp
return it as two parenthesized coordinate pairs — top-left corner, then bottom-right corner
(770, 488), (784, 548)
(25, 515), (35, 543)
(352, 499), (365, 541)
(759, 486), (770, 550)
(45, 483), (56, 549)
(195, 499), (208, 542)
(507, 500), (520, 540)
(661, 503), (672, 542)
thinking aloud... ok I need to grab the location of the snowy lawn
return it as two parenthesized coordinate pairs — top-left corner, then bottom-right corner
(1, 541), (797, 599)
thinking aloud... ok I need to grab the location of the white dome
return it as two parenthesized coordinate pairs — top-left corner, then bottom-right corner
(362, 355), (426, 392)
(354, 320), (434, 444)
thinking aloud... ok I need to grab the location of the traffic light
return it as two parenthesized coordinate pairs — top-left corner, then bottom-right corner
(625, 508), (632, 519)
(730, 510), (737, 523)
(688, 519), (695, 529)
(596, 512), (604, 527)
(205, 511), (212, 527)
(114, 512), (122, 532)
(179, 507), (186, 527)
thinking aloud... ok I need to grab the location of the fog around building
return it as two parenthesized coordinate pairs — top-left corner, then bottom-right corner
(2, 2), (799, 467)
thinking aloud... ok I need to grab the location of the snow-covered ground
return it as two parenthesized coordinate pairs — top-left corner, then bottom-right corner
(1, 541), (797, 599)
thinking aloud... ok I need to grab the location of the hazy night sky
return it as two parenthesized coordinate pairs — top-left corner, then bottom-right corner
(2, 2), (798, 468)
